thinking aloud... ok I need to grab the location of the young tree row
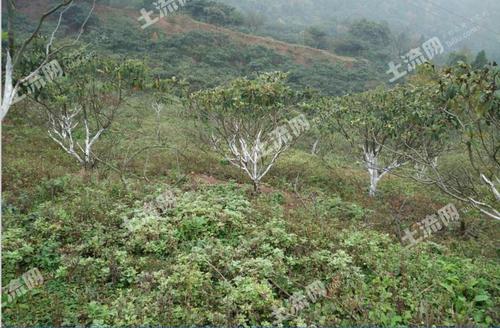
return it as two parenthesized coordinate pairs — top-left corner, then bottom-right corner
(189, 65), (498, 220)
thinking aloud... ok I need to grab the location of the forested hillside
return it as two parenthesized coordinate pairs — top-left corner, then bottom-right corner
(220, 0), (500, 60)
(1, 0), (499, 327)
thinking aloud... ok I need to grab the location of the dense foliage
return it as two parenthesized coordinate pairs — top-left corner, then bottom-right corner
(316, 83), (449, 196)
(2, 175), (498, 326)
(1, 0), (499, 327)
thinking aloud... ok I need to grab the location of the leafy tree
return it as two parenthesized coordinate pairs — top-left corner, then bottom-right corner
(472, 50), (489, 69)
(333, 19), (393, 61)
(243, 10), (266, 32)
(332, 38), (366, 57)
(447, 51), (469, 66)
(392, 30), (412, 57)
(189, 72), (304, 193)
(348, 19), (392, 46)
(319, 84), (448, 197)
(304, 26), (329, 50)
(36, 56), (138, 169)
(183, 0), (244, 26)
(411, 63), (500, 220)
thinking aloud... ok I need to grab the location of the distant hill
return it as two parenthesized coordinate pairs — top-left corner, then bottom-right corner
(10, 0), (378, 95)
(144, 15), (356, 67)
(11, 0), (355, 67)
(220, 0), (500, 60)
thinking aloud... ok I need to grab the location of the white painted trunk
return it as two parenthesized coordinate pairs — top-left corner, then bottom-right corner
(481, 174), (500, 201)
(1, 53), (15, 121)
(369, 169), (380, 197)
(364, 145), (405, 197)
(47, 107), (105, 169)
(364, 148), (381, 197)
(224, 129), (287, 193)
(311, 138), (319, 155)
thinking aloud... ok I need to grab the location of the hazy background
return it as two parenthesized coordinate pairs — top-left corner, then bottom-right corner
(219, 0), (500, 60)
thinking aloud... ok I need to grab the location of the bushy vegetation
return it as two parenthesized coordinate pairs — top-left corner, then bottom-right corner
(183, 0), (245, 27)
(2, 171), (498, 326)
(1, 0), (499, 327)
(94, 25), (379, 95)
(2, 75), (499, 325)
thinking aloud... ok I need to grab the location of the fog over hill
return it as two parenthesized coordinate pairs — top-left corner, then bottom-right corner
(220, 0), (500, 59)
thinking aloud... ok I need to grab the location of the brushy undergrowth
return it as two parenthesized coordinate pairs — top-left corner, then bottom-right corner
(2, 174), (498, 326)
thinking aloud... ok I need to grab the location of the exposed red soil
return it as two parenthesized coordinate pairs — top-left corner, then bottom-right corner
(150, 14), (356, 67)
(15, 0), (355, 68)
(189, 173), (302, 212)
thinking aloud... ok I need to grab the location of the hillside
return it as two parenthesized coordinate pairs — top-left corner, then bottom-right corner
(1, 1), (499, 327)
(89, 2), (373, 94)
(79, 2), (371, 94)
(16, 0), (356, 67)
(221, 0), (500, 60)
(146, 15), (356, 67)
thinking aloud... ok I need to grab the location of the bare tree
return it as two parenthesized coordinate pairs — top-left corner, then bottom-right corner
(394, 142), (499, 221)
(212, 123), (291, 193)
(151, 101), (164, 143)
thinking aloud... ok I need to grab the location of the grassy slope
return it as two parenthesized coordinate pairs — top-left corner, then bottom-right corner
(92, 3), (356, 67)
(2, 95), (499, 326)
(9, 1), (378, 96)
(2, 1), (499, 326)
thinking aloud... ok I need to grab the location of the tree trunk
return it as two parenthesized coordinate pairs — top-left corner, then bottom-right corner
(7, 0), (15, 58)
(1, 124), (3, 210)
(1, 53), (15, 121)
(253, 180), (260, 194)
(368, 169), (380, 197)
(311, 138), (319, 155)
(83, 160), (94, 171)
(365, 149), (380, 197)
